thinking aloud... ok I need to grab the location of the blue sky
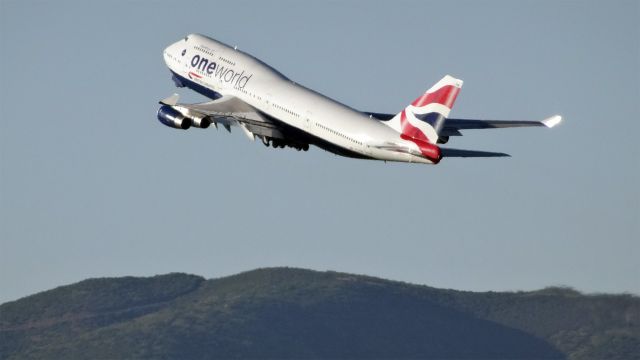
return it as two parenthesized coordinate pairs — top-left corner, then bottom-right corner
(1, 0), (638, 303)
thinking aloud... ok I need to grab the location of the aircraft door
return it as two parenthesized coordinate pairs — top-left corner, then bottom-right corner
(304, 110), (312, 131)
(266, 93), (273, 108)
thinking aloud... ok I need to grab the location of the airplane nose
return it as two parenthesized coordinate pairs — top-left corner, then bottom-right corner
(168, 36), (189, 51)
(163, 40), (186, 66)
(164, 41), (179, 56)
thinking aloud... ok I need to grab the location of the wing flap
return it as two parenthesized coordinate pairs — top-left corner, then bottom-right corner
(184, 96), (264, 122)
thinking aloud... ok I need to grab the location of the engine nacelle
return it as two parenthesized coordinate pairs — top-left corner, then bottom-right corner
(157, 105), (191, 130)
(190, 114), (212, 129)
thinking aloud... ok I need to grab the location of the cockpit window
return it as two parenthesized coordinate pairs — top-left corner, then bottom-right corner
(181, 49), (186, 56)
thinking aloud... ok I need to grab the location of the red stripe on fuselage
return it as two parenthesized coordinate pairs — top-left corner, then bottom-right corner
(411, 85), (460, 108)
(188, 72), (202, 79)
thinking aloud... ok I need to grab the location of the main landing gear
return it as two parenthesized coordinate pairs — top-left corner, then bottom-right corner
(262, 137), (309, 151)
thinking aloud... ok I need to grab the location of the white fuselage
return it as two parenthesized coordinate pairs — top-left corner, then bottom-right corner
(163, 34), (434, 164)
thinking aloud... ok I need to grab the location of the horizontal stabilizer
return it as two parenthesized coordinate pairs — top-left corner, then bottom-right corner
(441, 148), (510, 158)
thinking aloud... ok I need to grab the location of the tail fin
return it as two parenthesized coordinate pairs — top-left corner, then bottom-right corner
(386, 75), (463, 144)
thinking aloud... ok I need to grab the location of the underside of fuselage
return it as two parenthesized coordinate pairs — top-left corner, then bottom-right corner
(257, 111), (374, 160)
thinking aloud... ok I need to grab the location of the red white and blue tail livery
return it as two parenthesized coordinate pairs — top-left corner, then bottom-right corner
(380, 75), (462, 162)
(158, 34), (562, 165)
(386, 75), (462, 145)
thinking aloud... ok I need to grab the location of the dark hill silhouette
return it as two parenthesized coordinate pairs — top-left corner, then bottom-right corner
(1, 268), (638, 359)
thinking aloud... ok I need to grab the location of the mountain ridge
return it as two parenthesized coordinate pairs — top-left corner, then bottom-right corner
(1, 267), (638, 359)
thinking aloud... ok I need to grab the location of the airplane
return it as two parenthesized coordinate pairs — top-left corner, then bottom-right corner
(158, 33), (561, 164)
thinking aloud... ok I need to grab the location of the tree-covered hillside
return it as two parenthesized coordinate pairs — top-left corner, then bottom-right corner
(1, 268), (638, 359)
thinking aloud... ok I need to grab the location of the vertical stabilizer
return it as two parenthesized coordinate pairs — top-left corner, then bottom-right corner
(385, 75), (463, 144)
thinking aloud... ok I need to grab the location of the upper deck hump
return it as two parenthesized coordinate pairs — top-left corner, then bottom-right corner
(188, 33), (289, 81)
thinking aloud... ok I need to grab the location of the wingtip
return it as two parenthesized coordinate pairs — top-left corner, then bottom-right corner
(159, 93), (180, 106)
(542, 115), (562, 128)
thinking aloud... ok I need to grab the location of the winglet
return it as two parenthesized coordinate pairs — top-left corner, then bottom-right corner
(542, 115), (562, 128)
(159, 93), (180, 106)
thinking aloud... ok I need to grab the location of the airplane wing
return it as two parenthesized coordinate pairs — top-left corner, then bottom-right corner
(365, 112), (562, 137)
(440, 115), (562, 136)
(159, 94), (287, 141)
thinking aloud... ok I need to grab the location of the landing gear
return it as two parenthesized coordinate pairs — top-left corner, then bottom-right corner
(261, 136), (308, 151)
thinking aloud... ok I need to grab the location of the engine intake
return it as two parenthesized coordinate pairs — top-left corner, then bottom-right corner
(157, 105), (191, 129)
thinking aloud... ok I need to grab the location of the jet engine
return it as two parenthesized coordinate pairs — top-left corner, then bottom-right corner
(189, 113), (212, 129)
(157, 105), (191, 130)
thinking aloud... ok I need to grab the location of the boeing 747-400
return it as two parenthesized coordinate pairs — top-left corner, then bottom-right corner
(158, 34), (561, 164)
